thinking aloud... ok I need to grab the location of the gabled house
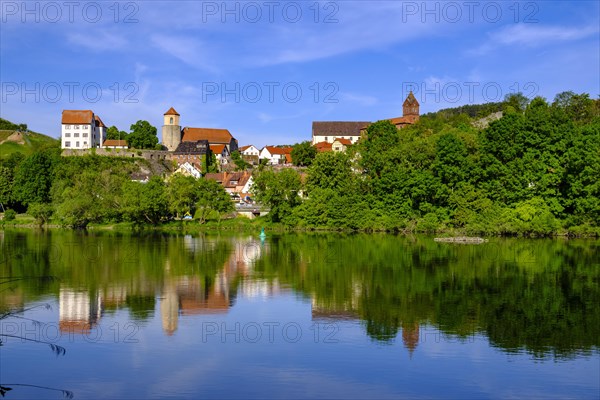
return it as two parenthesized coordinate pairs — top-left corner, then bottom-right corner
(173, 162), (202, 179)
(239, 145), (260, 165)
(181, 127), (238, 153)
(312, 121), (369, 145)
(204, 171), (254, 197)
(173, 140), (209, 170)
(260, 146), (293, 165)
(332, 137), (352, 152)
(314, 141), (332, 152)
(102, 139), (128, 149)
(61, 110), (106, 149)
(210, 144), (230, 165)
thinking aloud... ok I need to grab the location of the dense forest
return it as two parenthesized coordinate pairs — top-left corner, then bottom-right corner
(253, 92), (600, 235)
(1, 91), (598, 235)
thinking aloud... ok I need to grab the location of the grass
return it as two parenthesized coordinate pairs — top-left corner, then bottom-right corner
(0, 130), (59, 159)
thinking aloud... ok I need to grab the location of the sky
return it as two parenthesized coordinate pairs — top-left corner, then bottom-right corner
(1, 0), (598, 147)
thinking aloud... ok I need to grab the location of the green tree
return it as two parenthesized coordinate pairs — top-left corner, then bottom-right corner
(306, 151), (353, 193)
(291, 141), (317, 167)
(106, 125), (128, 141)
(127, 120), (158, 149)
(230, 151), (250, 170)
(12, 151), (56, 206)
(122, 176), (168, 225)
(195, 178), (234, 223)
(167, 174), (200, 218)
(252, 168), (302, 223)
(503, 92), (530, 113)
(27, 203), (53, 227)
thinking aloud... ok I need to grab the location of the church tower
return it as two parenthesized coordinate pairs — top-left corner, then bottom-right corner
(402, 91), (420, 121)
(162, 107), (181, 151)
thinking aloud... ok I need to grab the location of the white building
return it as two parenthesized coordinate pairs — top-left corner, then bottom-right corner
(61, 110), (106, 149)
(259, 146), (292, 165)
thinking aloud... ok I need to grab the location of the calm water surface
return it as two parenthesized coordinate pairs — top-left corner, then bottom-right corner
(0, 230), (598, 399)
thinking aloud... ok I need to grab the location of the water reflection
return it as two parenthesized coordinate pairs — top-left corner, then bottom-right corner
(1, 230), (599, 360)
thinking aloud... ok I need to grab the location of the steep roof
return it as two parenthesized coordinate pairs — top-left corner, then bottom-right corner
(312, 121), (371, 137)
(239, 145), (252, 151)
(403, 91), (419, 106)
(333, 137), (352, 145)
(182, 127), (233, 144)
(388, 115), (419, 125)
(173, 140), (209, 154)
(314, 141), (333, 152)
(263, 145), (292, 155)
(103, 139), (128, 147)
(62, 110), (94, 124)
(205, 171), (252, 189)
(164, 107), (180, 116)
(210, 144), (227, 154)
(94, 115), (106, 128)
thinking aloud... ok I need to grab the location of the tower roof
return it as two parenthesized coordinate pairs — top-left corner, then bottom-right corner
(403, 91), (419, 106)
(164, 107), (180, 116)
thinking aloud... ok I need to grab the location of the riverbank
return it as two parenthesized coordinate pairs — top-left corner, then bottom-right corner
(2, 213), (599, 237)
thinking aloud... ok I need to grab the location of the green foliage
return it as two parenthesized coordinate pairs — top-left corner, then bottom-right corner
(127, 120), (158, 149)
(12, 150), (58, 206)
(122, 176), (168, 225)
(27, 202), (53, 227)
(252, 168), (302, 223)
(230, 151), (250, 170)
(106, 125), (128, 141)
(3, 209), (16, 221)
(195, 178), (234, 223)
(291, 141), (317, 167)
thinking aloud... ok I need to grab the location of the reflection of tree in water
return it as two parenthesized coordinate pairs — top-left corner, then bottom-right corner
(255, 234), (600, 359)
(0, 276), (73, 399)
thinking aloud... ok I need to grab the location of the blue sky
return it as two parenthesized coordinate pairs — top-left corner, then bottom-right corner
(1, 1), (598, 147)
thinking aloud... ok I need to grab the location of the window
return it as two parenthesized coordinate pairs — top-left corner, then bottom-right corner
(83, 132), (88, 137)
(83, 142), (87, 146)
(74, 132), (79, 137)
(65, 125), (71, 130)
(74, 125), (79, 129)
(65, 141), (71, 147)
(65, 132), (70, 137)
(76, 141), (80, 147)
(324, 136), (328, 142)
(170, 117), (173, 124)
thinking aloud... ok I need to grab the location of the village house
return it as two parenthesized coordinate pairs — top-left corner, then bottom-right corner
(332, 137), (352, 152)
(60, 110), (107, 149)
(239, 145), (260, 165)
(260, 146), (293, 165)
(210, 144), (230, 166)
(172, 140), (209, 170)
(102, 139), (128, 149)
(312, 91), (420, 146)
(204, 171), (254, 200)
(172, 162), (202, 179)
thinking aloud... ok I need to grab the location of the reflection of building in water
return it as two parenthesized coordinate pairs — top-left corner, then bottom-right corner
(237, 278), (283, 299)
(59, 288), (102, 334)
(160, 237), (270, 335)
(402, 322), (420, 357)
(310, 282), (362, 321)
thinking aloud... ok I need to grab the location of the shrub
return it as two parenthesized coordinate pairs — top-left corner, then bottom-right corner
(3, 209), (16, 221)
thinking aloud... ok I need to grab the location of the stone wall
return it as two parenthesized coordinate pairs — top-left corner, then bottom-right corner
(62, 148), (173, 161)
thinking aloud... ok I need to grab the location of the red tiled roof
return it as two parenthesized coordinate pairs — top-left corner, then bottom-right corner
(62, 110), (94, 124)
(239, 145), (251, 151)
(182, 127), (233, 144)
(312, 121), (370, 137)
(94, 115), (106, 128)
(388, 115), (419, 125)
(403, 91), (419, 106)
(103, 139), (128, 147)
(314, 141), (333, 152)
(210, 144), (226, 154)
(164, 107), (180, 116)
(333, 137), (352, 145)
(264, 146), (292, 155)
(285, 154), (292, 163)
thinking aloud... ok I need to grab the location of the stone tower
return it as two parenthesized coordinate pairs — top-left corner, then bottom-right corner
(162, 107), (181, 151)
(402, 91), (420, 119)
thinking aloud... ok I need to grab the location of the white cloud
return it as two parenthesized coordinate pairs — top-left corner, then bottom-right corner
(469, 24), (599, 55)
(68, 31), (127, 51)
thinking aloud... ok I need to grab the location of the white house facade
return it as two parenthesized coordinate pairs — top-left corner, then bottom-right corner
(61, 110), (106, 149)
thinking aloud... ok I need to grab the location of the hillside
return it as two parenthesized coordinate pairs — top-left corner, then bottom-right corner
(0, 118), (59, 159)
